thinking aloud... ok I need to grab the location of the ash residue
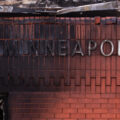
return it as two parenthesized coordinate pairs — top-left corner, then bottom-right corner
(35, 0), (114, 7)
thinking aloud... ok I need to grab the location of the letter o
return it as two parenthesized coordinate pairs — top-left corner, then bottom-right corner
(100, 40), (114, 56)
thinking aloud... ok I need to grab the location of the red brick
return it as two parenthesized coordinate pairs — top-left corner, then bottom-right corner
(116, 87), (120, 93)
(65, 119), (77, 120)
(86, 114), (100, 119)
(106, 86), (111, 93)
(96, 86), (101, 93)
(93, 108), (108, 113)
(95, 119), (108, 120)
(31, 119), (46, 120)
(63, 98), (78, 103)
(101, 94), (116, 98)
(91, 77), (96, 93)
(70, 103), (85, 108)
(25, 98), (60, 103)
(63, 108), (77, 113)
(86, 103), (100, 108)
(55, 113), (70, 119)
(70, 93), (85, 98)
(86, 70), (90, 86)
(46, 119), (61, 120)
(30, 108), (62, 113)
(56, 92), (70, 98)
(101, 114), (116, 118)
(101, 78), (106, 94)
(116, 93), (120, 98)
(111, 78), (116, 93)
(39, 113), (54, 118)
(86, 86), (91, 94)
(111, 119), (120, 120)
(92, 99), (108, 103)
(117, 113), (120, 118)
(78, 98), (92, 103)
(111, 57), (116, 77)
(70, 113), (85, 119)
(108, 108), (120, 113)
(86, 94), (100, 98)
(75, 70), (80, 85)
(80, 78), (86, 94)
(106, 72), (111, 86)
(22, 113), (54, 118)
(101, 103), (116, 108)
(109, 99), (120, 103)
(78, 108), (92, 113)
(116, 103), (120, 108)
(56, 103), (70, 108)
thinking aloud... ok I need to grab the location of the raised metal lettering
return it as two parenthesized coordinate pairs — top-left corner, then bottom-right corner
(88, 40), (97, 56)
(28, 40), (35, 56)
(100, 40), (114, 56)
(72, 40), (84, 56)
(58, 40), (67, 56)
(23, 40), (28, 55)
(0, 40), (4, 56)
(45, 40), (55, 56)
(18, 40), (23, 55)
(118, 40), (120, 56)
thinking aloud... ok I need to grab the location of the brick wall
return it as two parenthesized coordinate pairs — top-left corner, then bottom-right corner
(8, 92), (120, 120)
(0, 16), (120, 120)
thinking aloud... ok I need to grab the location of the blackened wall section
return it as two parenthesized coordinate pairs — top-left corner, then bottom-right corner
(0, 17), (119, 93)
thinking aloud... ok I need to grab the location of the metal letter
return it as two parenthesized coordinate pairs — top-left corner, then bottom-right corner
(88, 40), (97, 56)
(58, 40), (67, 56)
(0, 40), (4, 56)
(100, 40), (114, 56)
(34, 40), (39, 56)
(13, 40), (19, 56)
(4, 40), (18, 56)
(28, 40), (35, 56)
(39, 40), (44, 55)
(18, 40), (23, 56)
(45, 40), (55, 56)
(72, 40), (84, 56)
(23, 40), (28, 55)
(118, 40), (120, 56)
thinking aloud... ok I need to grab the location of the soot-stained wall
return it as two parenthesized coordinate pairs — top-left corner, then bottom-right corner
(0, 16), (120, 120)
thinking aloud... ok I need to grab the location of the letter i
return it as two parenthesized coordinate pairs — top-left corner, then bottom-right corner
(118, 40), (120, 56)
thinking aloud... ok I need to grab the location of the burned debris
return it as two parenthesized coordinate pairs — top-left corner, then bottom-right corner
(0, 100), (3, 120)
(0, 0), (119, 15)
(0, 94), (7, 120)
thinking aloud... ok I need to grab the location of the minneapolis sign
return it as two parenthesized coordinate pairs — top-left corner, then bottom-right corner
(0, 40), (119, 57)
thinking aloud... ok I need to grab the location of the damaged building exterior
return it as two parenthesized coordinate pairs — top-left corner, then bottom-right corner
(0, 0), (120, 120)
(0, 0), (119, 13)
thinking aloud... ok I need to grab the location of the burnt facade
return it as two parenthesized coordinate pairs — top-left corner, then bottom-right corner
(0, 16), (120, 120)
(0, 17), (119, 92)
